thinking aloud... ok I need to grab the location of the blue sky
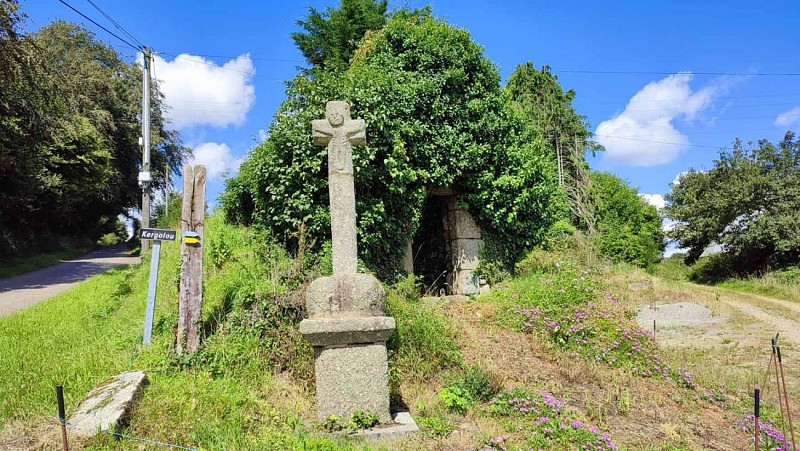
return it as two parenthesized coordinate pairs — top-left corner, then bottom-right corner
(23, 0), (800, 217)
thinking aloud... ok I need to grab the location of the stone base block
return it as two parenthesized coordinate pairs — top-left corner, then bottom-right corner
(314, 343), (391, 423)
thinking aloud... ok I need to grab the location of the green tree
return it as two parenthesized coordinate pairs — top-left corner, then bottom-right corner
(505, 63), (602, 231)
(666, 133), (800, 272)
(291, 0), (388, 72)
(590, 172), (664, 267)
(224, 10), (566, 277)
(0, 2), (187, 256)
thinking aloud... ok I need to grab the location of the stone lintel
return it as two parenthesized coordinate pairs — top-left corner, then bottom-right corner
(426, 186), (455, 196)
(299, 316), (395, 347)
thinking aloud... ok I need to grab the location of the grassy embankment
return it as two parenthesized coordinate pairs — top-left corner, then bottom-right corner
(2, 218), (785, 450)
(655, 254), (800, 303)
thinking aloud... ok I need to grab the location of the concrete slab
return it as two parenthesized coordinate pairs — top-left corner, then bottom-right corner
(352, 411), (419, 440)
(68, 370), (148, 437)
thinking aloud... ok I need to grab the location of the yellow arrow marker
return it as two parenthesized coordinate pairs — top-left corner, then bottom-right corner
(184, 237), (200, 245)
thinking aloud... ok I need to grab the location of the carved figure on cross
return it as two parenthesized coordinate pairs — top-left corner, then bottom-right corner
(312, 101), (367, 275)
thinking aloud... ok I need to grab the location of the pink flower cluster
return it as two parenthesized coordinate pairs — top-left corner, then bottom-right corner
(734, 415), (800, 451)
(518, 294), (697, 390)
(490, 389), (618, 450)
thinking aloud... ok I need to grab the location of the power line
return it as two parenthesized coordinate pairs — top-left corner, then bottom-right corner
(593, 134), (730, 149)
(585, 92), (800, 106)
(555, 69), (800, 77)
(56, 0), (142, 51)
(160, 54), (285, 81)
(159, 51), (304, 64)
(84, 0), (145, 49)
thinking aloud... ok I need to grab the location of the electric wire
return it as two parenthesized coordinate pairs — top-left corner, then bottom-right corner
(593, 134), (730, 149)
(555, 69), (800, 77)
(84, 0), (145, 49)
(56, 0), (142, 51)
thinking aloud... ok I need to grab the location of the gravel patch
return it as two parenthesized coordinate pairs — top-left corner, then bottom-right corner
(636, 302), (720, 327)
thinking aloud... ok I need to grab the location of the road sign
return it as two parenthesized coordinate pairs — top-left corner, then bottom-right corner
(183, 231), (200, 245)
(140, 228), (177, 241)
(140, 227), (176, 346)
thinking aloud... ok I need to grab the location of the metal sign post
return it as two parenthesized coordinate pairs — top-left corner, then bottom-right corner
(140, 228), (177, 346)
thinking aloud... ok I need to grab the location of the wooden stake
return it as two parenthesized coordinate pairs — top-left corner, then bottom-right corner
(177, 164), (205, 354)
(777, 347), (796, 449)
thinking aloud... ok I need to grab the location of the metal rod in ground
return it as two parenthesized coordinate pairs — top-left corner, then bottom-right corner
(56, 385), (69, 451)
(777, 346), (796, 449)
(774, 344), (789, 449)
(755, 388), (761, 451)
(762, 338), (777, 397)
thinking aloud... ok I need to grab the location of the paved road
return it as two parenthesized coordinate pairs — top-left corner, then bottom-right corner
(0, 245), (140, 318)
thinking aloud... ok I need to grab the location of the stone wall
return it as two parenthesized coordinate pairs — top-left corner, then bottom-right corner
(405, 191), (488, 296)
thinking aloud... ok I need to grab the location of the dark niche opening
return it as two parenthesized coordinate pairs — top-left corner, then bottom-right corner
(412, 195), (450, 294)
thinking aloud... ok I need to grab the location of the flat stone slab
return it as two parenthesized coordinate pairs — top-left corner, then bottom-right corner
(636, 302), (720, 327)
(300, 316), (395, 346)
(628, 281), (651, 291)
(352, 412), (419, 440)
(68, 370), (148, 437)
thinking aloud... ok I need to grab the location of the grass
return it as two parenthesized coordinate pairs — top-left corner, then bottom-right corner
(0, 215), (362, 450)
(716, 270), (800, 303)
(0, 222), (761, 450)
(0, 262), (145, 426)
(0, 246), (92, 279)
(654, 254), (800, 303)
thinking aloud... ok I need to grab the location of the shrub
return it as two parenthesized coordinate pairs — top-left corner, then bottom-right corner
(590, 171), (664, 268)
(445, 364), (499, 403)
(438, 386), (472, 414)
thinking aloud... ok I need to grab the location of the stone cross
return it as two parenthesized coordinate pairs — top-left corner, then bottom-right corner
(312, 101), (366, 275)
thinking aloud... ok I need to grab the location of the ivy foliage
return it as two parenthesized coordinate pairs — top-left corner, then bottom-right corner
(222, 10), (566, 277)
(590, 172), (664, 267)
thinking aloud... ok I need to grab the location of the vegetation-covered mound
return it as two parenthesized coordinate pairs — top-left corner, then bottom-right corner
(223, 10), (566, 276)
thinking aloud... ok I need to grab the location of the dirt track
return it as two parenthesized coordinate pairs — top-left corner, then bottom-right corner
(0, 245), (140, 318)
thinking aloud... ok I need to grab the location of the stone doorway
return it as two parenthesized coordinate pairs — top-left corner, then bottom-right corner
(405, 188), (488, 296)
(411, 196), (450, 293)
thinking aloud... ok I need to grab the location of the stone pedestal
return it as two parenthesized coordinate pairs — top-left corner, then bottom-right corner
(300, 275), (396, 423)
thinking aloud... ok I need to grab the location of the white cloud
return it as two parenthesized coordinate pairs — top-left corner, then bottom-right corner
(672, 171), (689, 186)
(595, 73), (739, 166)
(775, 107), (800, 128)
(258, 129), (268, 142)
(189, 142), (242, 180)
(640, 193), (666, 210)
(146, 53), (256, 129)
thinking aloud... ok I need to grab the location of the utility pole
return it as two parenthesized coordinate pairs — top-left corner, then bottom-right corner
(164, 162), (169, 221)
(138, 47), (152, 253)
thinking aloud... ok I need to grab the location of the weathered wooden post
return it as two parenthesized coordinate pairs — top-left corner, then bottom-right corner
(177, 164), (206, 354)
